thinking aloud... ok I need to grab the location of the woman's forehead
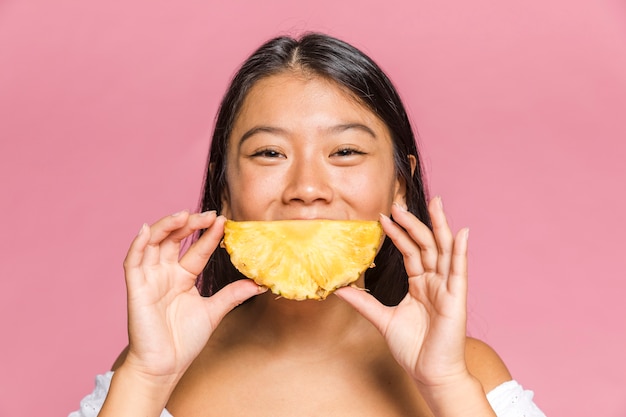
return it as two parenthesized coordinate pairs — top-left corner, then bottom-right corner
(232, 72), (388, 136)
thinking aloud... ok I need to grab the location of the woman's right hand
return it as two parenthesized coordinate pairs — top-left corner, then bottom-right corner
(120, 210), (265, 385)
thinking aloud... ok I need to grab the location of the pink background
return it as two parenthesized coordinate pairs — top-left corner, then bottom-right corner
(1, 1), (625, 416)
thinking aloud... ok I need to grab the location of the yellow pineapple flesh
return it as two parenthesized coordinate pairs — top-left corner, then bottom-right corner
(222, 220), (383, 300)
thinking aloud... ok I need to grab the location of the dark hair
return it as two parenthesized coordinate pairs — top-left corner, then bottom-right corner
(197, 33), (431, 306)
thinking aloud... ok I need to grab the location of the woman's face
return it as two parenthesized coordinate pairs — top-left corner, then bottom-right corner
(222, 72), (406, 221)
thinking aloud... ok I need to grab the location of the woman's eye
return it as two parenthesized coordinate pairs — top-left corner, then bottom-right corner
(332, 147), (365, 157)
(251, 148), (284, 158)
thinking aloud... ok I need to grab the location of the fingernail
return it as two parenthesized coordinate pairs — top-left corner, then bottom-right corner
(199, 210), (216, 216)
(379, 213), (392, 223)
(138, 223), (148, 236)
(172, 210), (188, 217)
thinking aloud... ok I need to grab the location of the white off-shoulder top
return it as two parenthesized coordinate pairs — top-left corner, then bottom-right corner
(69, 371), (547, 417)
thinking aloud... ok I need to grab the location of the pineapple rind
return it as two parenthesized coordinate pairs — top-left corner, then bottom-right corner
(223, 220), (383, 300)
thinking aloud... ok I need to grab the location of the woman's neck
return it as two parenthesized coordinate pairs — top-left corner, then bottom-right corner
(223, 288), (376, 355)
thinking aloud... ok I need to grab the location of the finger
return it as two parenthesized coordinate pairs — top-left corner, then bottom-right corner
(406, 273), (435, 309)
(159, 211), (218, 263)
(448, 228), (469, 296)
(123, 223), (151, 285)
(379, 212), (426, 276)
(178, 214), (225, 276)
(334, 286), (392, 336)
(143, 211), (190, 267)
(391, 203), (438, 273)
(428, 197), (455, 275)
(204, 279), (267, 329)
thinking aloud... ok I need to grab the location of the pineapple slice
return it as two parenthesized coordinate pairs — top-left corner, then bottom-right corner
(223, 220), (383, 300)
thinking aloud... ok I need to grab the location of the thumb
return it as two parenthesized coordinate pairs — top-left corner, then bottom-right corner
(334, 286), (392, 335)
(204, 279), (267, 328)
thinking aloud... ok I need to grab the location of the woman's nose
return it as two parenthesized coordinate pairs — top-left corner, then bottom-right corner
(282, 157), (333, 205)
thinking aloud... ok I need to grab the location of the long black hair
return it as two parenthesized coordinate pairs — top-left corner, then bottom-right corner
(196, 33), (431, 306)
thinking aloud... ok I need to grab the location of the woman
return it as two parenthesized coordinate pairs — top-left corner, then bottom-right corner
(71, 33), (546, 416)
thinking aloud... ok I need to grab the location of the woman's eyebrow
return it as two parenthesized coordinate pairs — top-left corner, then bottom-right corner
(238, 126), (288, 147)
(326, 123), (377, 139)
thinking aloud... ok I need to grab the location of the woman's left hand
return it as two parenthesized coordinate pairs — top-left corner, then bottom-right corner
(335, 197), (470, 388)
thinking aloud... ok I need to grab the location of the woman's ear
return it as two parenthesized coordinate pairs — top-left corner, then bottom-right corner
(408, 154), (417, 176)
(221, 187), (232, 218)
(392, 155), (417, 209)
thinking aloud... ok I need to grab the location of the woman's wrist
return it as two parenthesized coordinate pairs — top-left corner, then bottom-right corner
(98, 364), (180, 417)
(415, 372), (496, 417)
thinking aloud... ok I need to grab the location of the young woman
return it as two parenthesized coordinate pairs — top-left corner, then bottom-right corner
(71, 33), (546, 417)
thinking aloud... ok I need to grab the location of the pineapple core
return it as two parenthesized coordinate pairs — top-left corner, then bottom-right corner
(223, 220), (383, 300)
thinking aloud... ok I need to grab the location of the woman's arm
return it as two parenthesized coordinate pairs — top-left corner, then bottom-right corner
(97, 211), (265, 417)
(336, 198), (511, 416)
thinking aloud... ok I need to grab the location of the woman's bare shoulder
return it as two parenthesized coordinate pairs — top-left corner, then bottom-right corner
(465, 337), (513, 393)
